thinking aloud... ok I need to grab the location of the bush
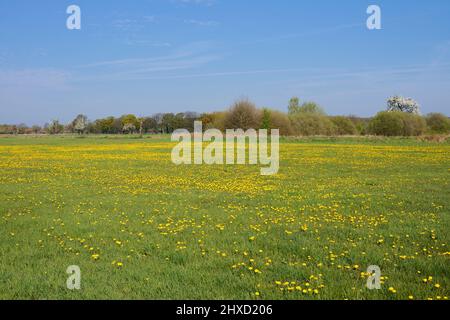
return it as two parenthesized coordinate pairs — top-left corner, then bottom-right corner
(426, 113), (450, 134)
(402, 112), (427, 136)
(201, 112), (226, 132)
(262, 109), (292, 136)
(348, 116), (370, 135)
(330, 116), (358, 135)
(368, 111), (426, 136)
(289, 113), (336, 136)
(224, 99), (261, 130)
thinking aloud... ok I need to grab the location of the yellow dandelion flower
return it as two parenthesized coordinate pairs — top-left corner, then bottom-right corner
(91, 254), (100, 261)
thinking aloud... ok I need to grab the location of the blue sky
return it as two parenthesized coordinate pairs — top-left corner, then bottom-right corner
(0, 0), (449, 125)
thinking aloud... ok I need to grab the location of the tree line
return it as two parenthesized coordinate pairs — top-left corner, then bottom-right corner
(1, 96), (449, 136)
(0, 112), (200, 136)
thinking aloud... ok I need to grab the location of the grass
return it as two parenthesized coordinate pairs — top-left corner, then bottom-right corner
(0, 135), (448, 300)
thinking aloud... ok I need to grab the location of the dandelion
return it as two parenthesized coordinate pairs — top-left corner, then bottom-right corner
(91, 254), (100, 261)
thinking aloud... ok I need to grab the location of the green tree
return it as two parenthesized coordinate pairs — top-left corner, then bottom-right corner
(288, 97), (326, 116)
(261, 108), (271, 130)
(288, 97), (300, 115)
(298, 102), (326, 115)
(141, 117), (158, 134)
(161, 113), (175, 133)
(95, 117), (115, 134)
(121, 114), (139, 133)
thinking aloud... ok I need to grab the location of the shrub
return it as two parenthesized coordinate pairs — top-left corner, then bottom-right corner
(426, 113), (450, 134)
(262, 109), (292, 136)
(348, 116), (370, 135)
(289, 113), (335, 136)
(418, 135), (448, 143)
(368, 111), (426, 136)
(330, 116), (358, 135)
(224, 99), (261, 130)
(368, 112), (404, 136)
(402, 112), (427, 136)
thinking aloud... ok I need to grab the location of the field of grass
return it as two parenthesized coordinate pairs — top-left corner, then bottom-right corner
(0, 135), (448, 300)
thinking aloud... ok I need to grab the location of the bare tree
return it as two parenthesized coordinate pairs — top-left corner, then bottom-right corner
(224, 99), (261, 130)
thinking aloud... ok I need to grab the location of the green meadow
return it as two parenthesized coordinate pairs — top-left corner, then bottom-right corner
(0, 135), (448, 300)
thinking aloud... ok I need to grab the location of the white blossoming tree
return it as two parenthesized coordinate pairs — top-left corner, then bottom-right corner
(387, 96), (421, 115)
(73, 114), (88, 134)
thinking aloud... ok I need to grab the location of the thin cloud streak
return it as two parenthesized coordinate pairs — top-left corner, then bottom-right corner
(238, 23), (363, 47)
(91, 63), (450, 82)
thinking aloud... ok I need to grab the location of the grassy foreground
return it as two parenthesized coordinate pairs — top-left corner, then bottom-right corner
(0, 135), (448, 300)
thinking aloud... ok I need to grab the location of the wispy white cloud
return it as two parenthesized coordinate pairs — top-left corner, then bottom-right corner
(73, 42), (222, 81)
(184, 19), (219, 27)
(107, 63), (450, 82)
(112, 18), (143, 32)
(111, 15), (158, 32)
(238, 23), (363, 46)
